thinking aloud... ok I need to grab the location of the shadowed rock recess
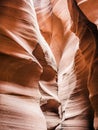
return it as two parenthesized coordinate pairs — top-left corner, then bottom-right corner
(0, 0), (98, 130)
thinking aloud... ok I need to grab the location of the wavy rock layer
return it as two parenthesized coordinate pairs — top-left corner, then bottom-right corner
(0, 0), (98, 130)
(34, 0), (98, 129)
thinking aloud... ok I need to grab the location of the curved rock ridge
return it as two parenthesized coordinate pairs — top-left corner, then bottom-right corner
(0, 1), (56, 130)
(0, 0), (98, 130)
(34, 0), (98, 129)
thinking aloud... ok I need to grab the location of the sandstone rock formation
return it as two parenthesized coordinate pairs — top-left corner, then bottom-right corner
(0, 0), (98, 130)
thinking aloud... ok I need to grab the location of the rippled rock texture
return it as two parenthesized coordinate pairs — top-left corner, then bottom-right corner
(0, 0), (98, 130)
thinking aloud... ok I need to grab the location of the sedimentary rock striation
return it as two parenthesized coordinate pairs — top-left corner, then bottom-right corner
(0, 0), (98, 130)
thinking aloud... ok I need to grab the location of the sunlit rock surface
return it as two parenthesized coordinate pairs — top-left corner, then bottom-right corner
(0, 0), (98, 130)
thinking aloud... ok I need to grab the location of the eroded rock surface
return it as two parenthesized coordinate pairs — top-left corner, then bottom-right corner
(0, 0), (98, 130)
